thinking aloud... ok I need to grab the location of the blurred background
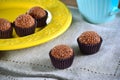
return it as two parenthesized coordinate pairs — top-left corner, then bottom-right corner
(61, 0), (120, 8)
(61, 0), (77, 7)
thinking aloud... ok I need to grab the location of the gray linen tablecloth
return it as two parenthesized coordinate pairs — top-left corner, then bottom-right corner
(0, 6), (120, 80)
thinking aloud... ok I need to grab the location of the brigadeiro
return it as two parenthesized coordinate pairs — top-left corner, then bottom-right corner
(49, 44), (74, 69)
(0, 18), (13, 38)
(27, 6), (48, 27)
(77, 31), (102, 55)
(14, 14), (36, 37)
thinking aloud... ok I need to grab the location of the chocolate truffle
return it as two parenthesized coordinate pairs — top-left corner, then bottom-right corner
(49, 44), (74, 69)
(14, 14), (36, 37)
(0, 18), (13, 38)
(27, 6), (48, 27)
(77, 31), (102, 54)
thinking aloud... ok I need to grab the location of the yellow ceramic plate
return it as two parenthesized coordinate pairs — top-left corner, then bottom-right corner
(0, 0), (72, 50)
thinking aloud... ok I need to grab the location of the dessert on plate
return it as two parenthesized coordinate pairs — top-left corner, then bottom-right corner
(14, 14), (36, 37)
(0, 18), (13, 38)
(27, 6), (48, 27)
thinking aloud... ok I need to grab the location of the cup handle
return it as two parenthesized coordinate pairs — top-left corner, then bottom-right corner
(110, 7), (120, 16)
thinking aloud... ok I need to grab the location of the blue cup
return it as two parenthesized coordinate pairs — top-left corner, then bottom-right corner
(76, 0), (120, 23)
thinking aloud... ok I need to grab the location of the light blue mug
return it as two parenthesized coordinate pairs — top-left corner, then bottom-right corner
(76, 0), (120, 23)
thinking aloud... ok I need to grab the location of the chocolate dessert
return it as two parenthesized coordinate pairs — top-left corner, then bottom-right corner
(77, 31), (102, 54)
(49, 44), (74, 69)
(27, 6), (48, 27)
(14, 14), (36, 37)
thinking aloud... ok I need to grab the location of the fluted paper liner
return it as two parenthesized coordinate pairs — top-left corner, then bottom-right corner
(77, 37), (102, 55)
(0, 26), (13, 38)
(49, 51), (74, 69)
(14, 21), (37, 37)
(35, 11), (48, 27)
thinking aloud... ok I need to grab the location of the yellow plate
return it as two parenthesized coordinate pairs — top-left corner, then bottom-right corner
(0, 0), (72, 50)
